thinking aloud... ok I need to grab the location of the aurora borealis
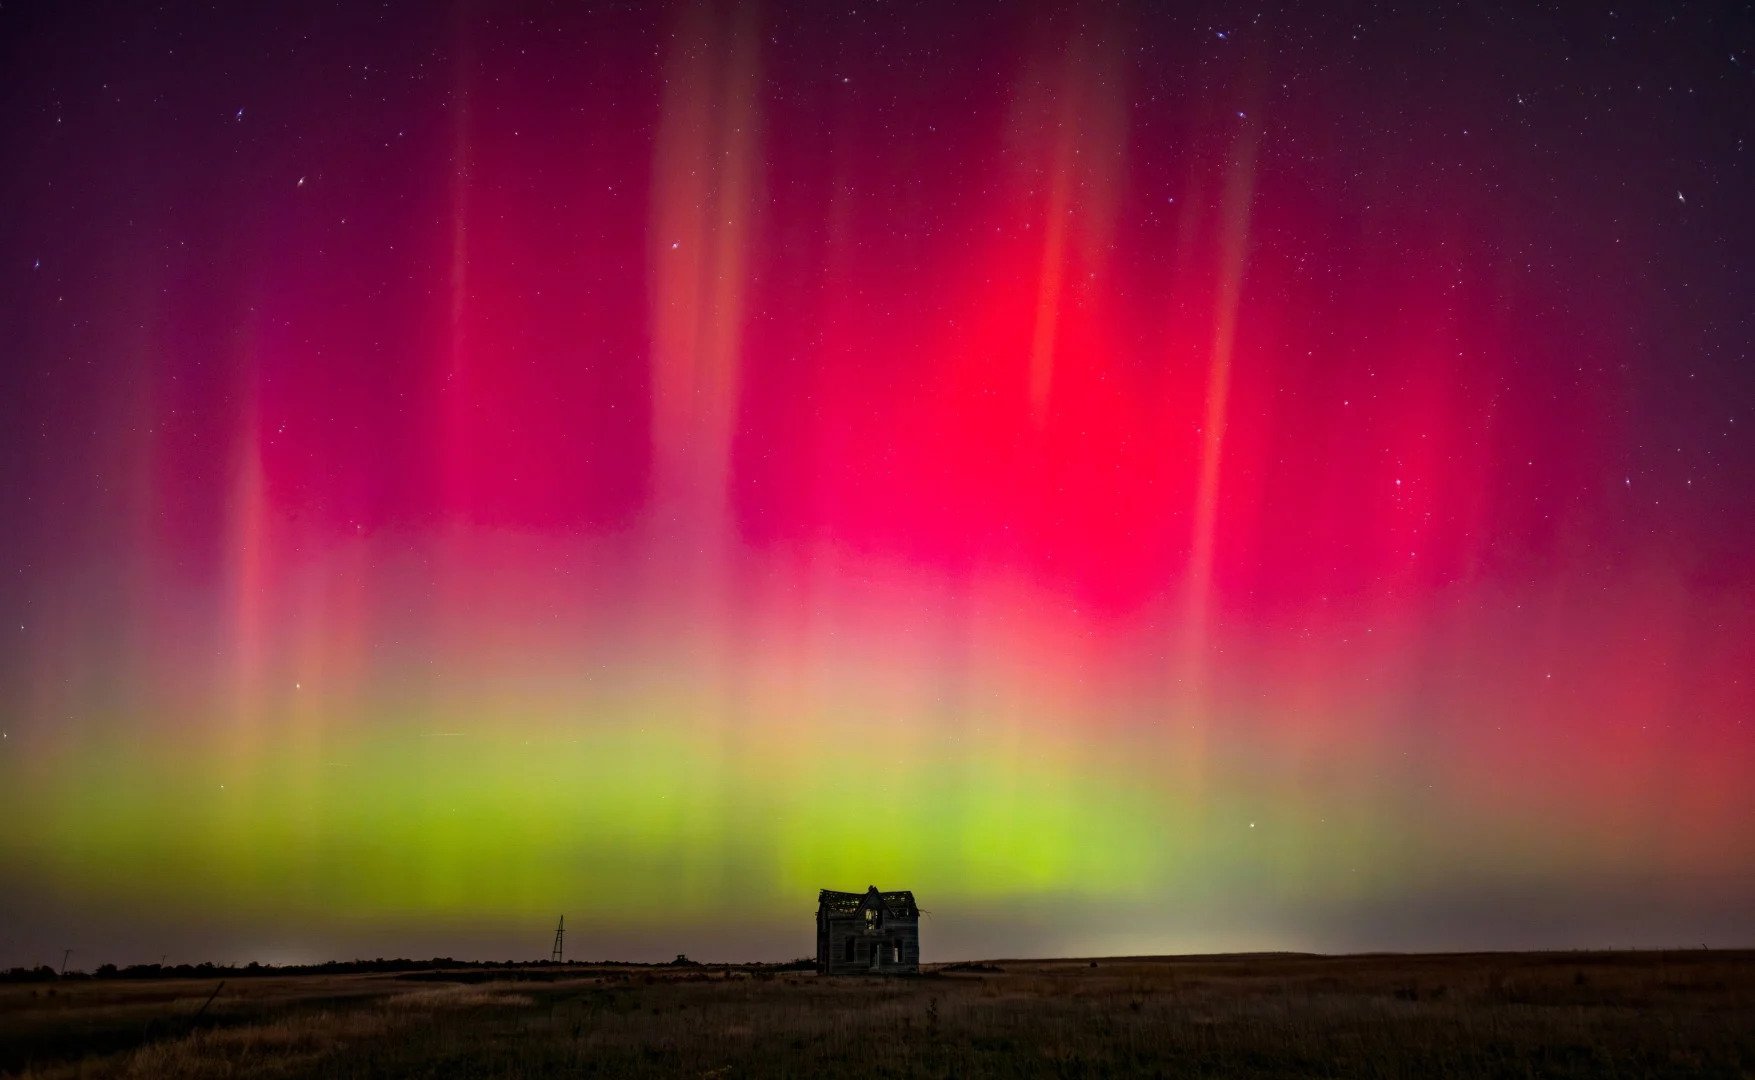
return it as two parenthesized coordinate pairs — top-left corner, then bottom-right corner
(1, 1), (1752, 967)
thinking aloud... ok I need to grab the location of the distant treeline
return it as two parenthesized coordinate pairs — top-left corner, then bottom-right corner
(0, 955), (817, 983)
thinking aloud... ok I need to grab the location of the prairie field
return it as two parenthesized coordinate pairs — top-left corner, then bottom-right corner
(3, 951), (1752, 1078)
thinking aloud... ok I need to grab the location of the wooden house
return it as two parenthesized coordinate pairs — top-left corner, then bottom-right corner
(816, 886), (920, 974)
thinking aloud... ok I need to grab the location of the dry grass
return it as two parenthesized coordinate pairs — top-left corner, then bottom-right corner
(3, 951), (1753, 1078)
(117, 1009), (393, 1079)
(381, 986), (538, 1010)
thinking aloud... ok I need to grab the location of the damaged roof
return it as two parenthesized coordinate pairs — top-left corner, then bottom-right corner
(818, 886), (919, 917)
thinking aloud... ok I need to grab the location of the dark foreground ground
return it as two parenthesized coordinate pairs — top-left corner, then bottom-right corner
(3, 951), (1753, 1078)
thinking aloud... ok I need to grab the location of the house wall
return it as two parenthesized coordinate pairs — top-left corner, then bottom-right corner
(818, 915), (919, 975)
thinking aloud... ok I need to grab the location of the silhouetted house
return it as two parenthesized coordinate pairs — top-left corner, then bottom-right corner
(816, 886), (920, 974)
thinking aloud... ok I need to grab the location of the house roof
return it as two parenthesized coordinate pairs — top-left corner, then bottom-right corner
(818, 886), (918, 917)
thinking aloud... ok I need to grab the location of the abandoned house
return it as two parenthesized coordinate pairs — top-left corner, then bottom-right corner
(816, 886), (920, 974)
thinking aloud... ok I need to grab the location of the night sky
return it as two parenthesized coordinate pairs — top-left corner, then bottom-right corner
(1, 0), (1752, 969)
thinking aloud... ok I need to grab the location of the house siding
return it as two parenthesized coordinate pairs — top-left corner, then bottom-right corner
(816, 887), (920, 975)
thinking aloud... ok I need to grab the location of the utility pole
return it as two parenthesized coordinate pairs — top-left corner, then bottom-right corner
(60, 949), (72, 975)
(551, 915), (565, 963)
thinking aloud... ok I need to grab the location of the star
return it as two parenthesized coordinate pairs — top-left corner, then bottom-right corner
(1677, 191), (1685, 203)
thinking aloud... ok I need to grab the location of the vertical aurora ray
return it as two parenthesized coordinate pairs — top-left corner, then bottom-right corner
(0, 0), (1751, 965)
(649, 0), (760, 521)
(1173, 113), (1261, 804)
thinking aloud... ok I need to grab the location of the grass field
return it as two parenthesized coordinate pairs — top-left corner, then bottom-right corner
(3, 951), (1752, 1078)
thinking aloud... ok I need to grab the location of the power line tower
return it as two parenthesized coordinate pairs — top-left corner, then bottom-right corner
(550, 915), (565, 963)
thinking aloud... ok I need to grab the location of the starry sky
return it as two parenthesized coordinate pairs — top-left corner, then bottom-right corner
(1, 0), (1752, 968)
